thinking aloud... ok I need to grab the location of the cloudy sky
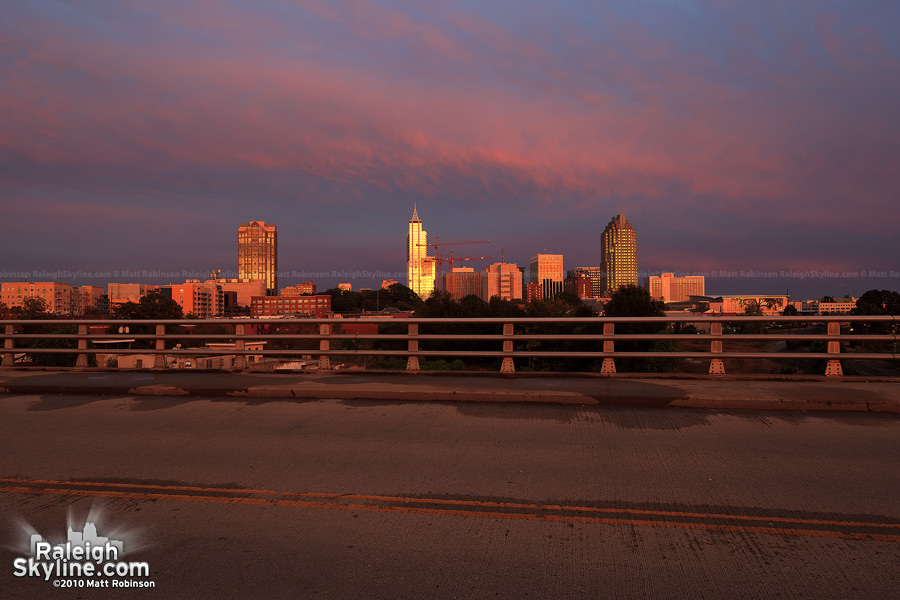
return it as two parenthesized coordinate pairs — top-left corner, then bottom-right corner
(2, 0), (898, 298)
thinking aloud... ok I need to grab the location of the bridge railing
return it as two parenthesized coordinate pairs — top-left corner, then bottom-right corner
(1, 315), (896, 376)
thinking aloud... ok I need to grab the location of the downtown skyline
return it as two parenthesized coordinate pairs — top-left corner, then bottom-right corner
(2, 2), (899, 299)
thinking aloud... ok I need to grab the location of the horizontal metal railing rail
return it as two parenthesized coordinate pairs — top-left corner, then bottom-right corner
(1, 315), (896, 376)
(4, 333), (896, 342)
(2, 315), (894, 324)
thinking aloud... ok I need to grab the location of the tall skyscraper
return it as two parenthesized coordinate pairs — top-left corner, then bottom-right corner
(529, 253), (564, 299)
(238, 221), (278, 296)
(599, 214), (638, 294)
(406, 206), (435, 299)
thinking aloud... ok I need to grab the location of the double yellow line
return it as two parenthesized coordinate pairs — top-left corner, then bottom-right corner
(2, 477), (898, 542)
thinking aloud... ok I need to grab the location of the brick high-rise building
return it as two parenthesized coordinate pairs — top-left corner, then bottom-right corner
(525, 282), (543, 303)
(238, 221), (277, 296)
(564, 275), (593, 299)
(250, 294), (331, 317)
(599, 214), (637, 295)
(566, 267), (604, 299)
(443, 268), (485, 300)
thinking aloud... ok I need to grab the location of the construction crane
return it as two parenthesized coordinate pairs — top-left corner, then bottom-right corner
(417, 237), (490, 284)
(431, 253), (494, 290)
(443, 249), (493, 270)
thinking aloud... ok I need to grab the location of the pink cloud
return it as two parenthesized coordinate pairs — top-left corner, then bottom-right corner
(2, 0), (898, 242)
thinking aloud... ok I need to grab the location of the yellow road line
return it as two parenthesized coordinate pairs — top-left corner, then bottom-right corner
(1, 479), (898, 543)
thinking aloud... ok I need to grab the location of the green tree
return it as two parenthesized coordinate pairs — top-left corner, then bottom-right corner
(740, 301), (766, 334)
(417, 289), (456, 318)
(175, 322), (231, 349)
(356, 284), (424, 313)
(519, 294), (598, 372)
(263, 322), (318, 353)
(9, 297), (96, 366)
(382, 283), (423, 312)
(402, 291), (530, 370)
(111, 293), (184, 349)
(780, 303), (799, 332)
(602, 285), (665, 319)
(646, 339), (682, 373)
(30, 325), (98, 367)
(370, 286), (429, 363)
(673, 322), (698, 335)
(601, 285), (666, 372)
(853, 289), (900, 316)
(806, 340), (828, 374)
(415, 291), (489, 367)
(12, 297), (51, 319)
(114, 293), (183, 320)
(324, 288), (364, 313)
(224, 304), (251, 317)
(851, 289), (900, 345)
(486, 295), (527, 319)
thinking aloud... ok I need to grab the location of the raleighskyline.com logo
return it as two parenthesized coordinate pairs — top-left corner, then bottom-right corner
(12, 521), (154, 589)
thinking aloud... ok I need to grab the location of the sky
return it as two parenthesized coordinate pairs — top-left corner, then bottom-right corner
(2, 0), (899, 299)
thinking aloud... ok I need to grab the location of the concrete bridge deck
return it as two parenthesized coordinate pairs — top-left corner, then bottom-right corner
(1, 369), (898, 412)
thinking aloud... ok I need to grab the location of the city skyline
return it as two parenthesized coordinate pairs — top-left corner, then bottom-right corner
(2, 2), (899, 299)
(0, 207), (894, 302)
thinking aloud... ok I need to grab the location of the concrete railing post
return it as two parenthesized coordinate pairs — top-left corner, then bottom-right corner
(406, 323), (420, 371)
(825, 321), (843, 376)
(318, 323), (331, 370)
(500, 323), (515, 373)
(153, 324), (166, 369)
(2, 324), (14, 367)
(600, 322), (616, 375)
(709, 322), (725, 375)
(233, 323), (246, 371)
(75, 324), (89, 368)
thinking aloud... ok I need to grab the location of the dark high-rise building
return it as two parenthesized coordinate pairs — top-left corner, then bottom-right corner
(567, 267), (604, 299)
(238, 221), (278, 296)
(599, 214), (637, 295)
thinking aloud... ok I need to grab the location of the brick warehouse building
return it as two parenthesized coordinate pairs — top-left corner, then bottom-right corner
(250, 294), (331, 317)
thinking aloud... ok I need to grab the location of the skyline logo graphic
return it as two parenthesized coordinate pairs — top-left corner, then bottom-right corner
(12, 518), (154, 588)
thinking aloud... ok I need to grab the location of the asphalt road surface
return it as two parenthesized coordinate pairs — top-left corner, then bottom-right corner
(1, 393), (899, 599)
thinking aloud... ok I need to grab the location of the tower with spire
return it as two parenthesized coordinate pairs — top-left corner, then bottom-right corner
(406, 205), (435, 299)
